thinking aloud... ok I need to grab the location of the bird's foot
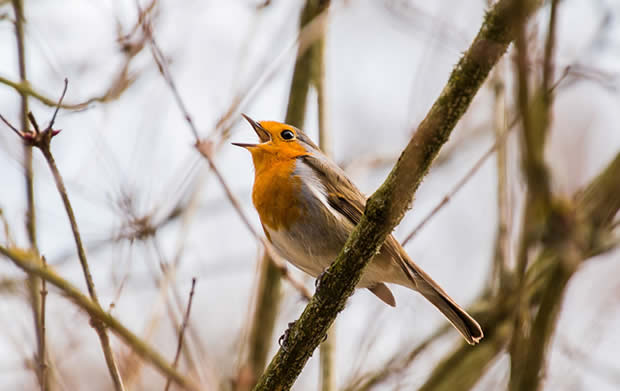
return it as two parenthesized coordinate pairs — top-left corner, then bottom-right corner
(278, 321), (296, 352)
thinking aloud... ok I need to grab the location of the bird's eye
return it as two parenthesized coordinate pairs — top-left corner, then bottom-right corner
(281, 130), (295, 140)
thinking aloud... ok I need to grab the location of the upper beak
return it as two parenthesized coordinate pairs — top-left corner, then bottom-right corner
(232, 114), (271, 149)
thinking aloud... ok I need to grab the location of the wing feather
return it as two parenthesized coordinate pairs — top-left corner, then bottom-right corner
(300, 154), (365, 224)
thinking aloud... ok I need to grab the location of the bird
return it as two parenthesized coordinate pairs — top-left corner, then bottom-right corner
(233, 114), (483, 345)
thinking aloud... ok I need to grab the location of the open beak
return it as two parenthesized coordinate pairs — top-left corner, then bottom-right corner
(232, 114), (271, 148)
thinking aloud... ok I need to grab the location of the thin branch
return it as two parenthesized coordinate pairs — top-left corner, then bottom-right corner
(150, 236), (212, 389)
(0, 246), (200, 391)
(0, 73), (138, 111)
(10, 1), (46, 389)
(164, 278), (197, 391)
(490, 59), (510, 293)
(39, 256), (48, 390)
(139, 3), (199, 140)
(253, 0), (543, 389)
(0, 113), (22, 137)
(47, 78), (68, 130)
(40, 139), (125, 391)
(0, 209), (14, 246)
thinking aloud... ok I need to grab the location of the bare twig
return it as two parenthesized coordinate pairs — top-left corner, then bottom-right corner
(0, 113), (22, 137)
(39, 256), (48, 390)
(142, 20), (199, 140)
(10, 1), (46, 389)
(0, 209), (14, 246)
(0, 70), (139, 111)
(164, 278), (197, 391)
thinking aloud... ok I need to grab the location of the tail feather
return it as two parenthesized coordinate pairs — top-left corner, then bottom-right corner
(418, 284), (483, 345)
(397, 253), (483, 345)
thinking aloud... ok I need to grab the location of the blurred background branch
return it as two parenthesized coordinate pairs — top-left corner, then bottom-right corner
(9, 1), (47, 390)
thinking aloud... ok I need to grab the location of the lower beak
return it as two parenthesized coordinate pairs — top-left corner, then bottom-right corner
(231, 142), (256, 149)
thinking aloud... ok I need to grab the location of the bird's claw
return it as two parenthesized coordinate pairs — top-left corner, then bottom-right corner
(278, 321), (296, 352)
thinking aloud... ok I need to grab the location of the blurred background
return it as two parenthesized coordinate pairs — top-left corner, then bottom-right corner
(0, 0), (619, 390)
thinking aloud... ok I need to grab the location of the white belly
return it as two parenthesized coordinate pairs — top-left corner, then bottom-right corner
(265, 226), (333, 277)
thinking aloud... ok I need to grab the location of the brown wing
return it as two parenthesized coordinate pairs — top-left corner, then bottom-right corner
(301, 154), (396, 306)
(300, 154), (366, 223)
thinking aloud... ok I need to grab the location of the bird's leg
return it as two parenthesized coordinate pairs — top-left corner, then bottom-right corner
(278, 321), (297, 352)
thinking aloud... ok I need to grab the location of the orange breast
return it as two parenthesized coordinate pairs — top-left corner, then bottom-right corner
(251, 156), (304, 231)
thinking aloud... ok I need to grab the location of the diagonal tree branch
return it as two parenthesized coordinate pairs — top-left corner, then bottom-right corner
(252, 0), (542, 389)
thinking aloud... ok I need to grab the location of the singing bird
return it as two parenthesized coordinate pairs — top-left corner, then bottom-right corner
(233, 114), (483, 345)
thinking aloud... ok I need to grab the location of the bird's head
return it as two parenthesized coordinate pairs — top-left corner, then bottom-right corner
(233, 114), (319, 166)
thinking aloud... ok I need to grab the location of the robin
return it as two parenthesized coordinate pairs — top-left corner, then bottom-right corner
(233, 114), (483, 345)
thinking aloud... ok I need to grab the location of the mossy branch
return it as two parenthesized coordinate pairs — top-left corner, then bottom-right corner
(252, 0), (541, 389)
(0, 246), (200, 391)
